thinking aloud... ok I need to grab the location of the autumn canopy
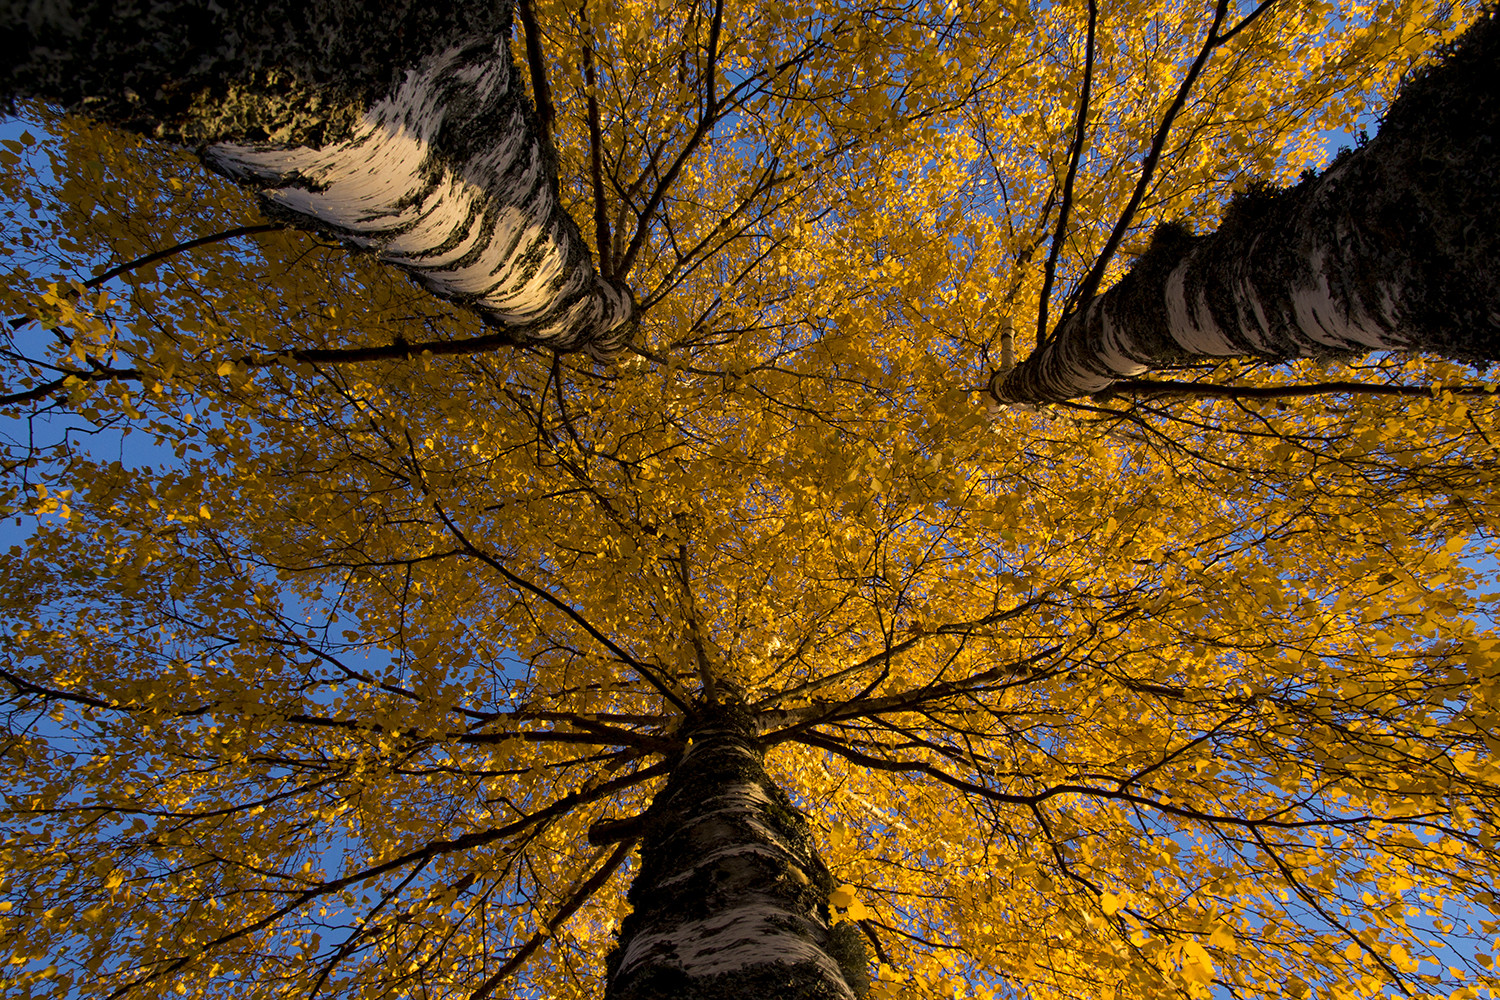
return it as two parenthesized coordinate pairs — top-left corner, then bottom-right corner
(1, 2), (1499, 1000)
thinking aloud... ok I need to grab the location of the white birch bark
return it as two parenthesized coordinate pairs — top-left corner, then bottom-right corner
(604, 706), (863, 1000)
(0, 0), (632, 359)
(991, 13), (1500, 405)
(204, 36), (633, 359)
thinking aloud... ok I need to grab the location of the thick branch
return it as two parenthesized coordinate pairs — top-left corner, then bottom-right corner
(587, 813), (653, 846)
(517, 0), (558, 156)
(579, 11), (614, 280)
(794, 732), (1378, 832)
(1036, 0), (1097, 345)
(84, 224), (286, 288)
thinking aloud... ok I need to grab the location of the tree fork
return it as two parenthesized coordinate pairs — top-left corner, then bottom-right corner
(0, 0), (633, 357)
(992, 11), (1500, 404)
(605, 702), (868, 1000)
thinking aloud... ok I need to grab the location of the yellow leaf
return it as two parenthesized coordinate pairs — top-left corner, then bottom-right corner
(1181, 940), (1214, 984)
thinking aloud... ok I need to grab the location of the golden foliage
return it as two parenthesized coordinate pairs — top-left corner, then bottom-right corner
(1, 2), (1497, 1000)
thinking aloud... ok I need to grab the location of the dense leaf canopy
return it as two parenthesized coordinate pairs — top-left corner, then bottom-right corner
(2, 1), (1498, 999)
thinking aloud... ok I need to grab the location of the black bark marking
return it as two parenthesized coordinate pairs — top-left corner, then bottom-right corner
(605, 702), (862, 1000)
(1, 0), (634, 357)
(996, 11), (1500, 403)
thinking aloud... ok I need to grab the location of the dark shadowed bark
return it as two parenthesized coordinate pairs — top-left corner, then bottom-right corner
(0, 0), (633, 357)
(600, 702), (867, 1000)
(992, 12), (1500, 405)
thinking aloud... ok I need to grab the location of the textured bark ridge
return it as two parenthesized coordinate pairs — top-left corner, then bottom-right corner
(605, 704), (866, 1000)
(993, 12), (1500, 404)
(0, 0), (633, 358)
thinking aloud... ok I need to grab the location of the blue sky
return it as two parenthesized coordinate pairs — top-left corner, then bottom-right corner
(4, 62), (1499, 997)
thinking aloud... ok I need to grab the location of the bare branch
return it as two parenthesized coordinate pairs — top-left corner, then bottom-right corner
(1036, 0), (1097, 346)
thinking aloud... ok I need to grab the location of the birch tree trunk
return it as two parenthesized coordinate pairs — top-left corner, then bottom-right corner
(601, 704), (868, 1000)
(0, 0), (633, 357)
(991, 12), (1500, 405)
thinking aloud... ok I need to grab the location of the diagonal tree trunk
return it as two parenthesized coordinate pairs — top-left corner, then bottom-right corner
(599, 702), (868, 1000)
(991, 12), (1500, 405)
(0, 0), (633, 357)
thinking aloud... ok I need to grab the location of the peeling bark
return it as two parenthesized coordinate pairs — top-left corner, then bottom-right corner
(992, 12), (1500, 404)
(0, 0), (633, 358)
(606, 703), (866, 1000)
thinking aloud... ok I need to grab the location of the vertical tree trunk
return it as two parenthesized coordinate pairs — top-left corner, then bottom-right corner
(0, 0), (633, 357)
(992, 12), (1500, 404)
(603, 704), (867, 1000)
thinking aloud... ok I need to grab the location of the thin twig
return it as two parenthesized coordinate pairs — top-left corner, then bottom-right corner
(83, 223), (285, 289)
